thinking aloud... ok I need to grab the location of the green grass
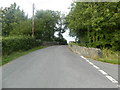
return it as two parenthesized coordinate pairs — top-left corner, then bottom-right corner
(97, 48), (119, 64)
(1, 46), (46, 66)
(97, 58), (119, 64)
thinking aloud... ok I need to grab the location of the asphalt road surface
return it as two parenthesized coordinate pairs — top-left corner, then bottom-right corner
(2, 45), (118, 88)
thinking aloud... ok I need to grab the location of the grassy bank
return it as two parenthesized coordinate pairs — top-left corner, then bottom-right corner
(97, 48), (119, 65)
(1, 46), (46, 66)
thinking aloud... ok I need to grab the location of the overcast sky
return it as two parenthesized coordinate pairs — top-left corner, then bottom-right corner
(0, 0), (76, 43)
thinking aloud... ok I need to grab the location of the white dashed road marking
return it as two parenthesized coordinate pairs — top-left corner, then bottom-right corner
(106, 75), (118, 83)
(81, 56), (86, 60)
(88, 62), (94, 65)
(93, 65), (100, 69)
(99, 70), (108, 75)
(80, 56), (118, 87)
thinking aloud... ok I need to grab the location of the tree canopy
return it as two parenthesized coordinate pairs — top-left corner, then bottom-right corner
(1, 3), (67, 44)
(65, 2), (120, 51)
(1, 3), (27, 36)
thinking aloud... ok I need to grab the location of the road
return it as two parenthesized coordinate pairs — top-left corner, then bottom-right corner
(2, 45), (118, 88)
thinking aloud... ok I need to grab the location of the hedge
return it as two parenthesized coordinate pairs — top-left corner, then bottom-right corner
(2, 36), (41, 55)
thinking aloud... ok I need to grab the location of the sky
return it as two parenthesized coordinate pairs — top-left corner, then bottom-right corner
(0, 0), (76, 43)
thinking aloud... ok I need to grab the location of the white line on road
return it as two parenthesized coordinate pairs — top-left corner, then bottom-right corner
(106, 75), (118, 84)
(80, 56), (118, 87)
(99, 70), (108, 75)
(93, 65), (100, 69)
(81, 56), (87, 60)
(88, 62), (94, 65)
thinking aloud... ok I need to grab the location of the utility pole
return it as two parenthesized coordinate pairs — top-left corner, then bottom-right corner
(32, 3), (35, 38)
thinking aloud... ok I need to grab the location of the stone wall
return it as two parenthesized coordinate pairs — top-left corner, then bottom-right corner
(69, 44), (102, 59)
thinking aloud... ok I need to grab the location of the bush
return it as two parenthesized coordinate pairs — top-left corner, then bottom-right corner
(54, 37), (67, 45)
(2, 36), (41, 55)
(97, 48), (119, 64)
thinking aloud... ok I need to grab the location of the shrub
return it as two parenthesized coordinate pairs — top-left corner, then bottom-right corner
(2, 36), (41, 55)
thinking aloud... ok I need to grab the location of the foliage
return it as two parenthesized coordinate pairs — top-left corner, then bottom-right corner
(2, 36), (41, 55)
(1, 3), (67, 58)
(35, 10), (65, 41)
(97, 48), (119, 64)
(56, 13), (66, 39)
(10, 19), (32, 35)
(1, 3), (27, 36)
(65, 2), (120, 51)
(54, 37), (67, 45)
(7, 8), (67, 43)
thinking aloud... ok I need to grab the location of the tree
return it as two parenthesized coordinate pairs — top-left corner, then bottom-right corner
(10, 19), (32, 36)
(55, 13), (66, 39)
(35, 10), (60, 41)
(65, 2), (120, 51)
(1, 3), (27, 36)
(1, 4), (67, 44)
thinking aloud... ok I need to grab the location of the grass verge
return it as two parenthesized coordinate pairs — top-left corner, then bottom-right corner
(1, 46), (46, 66)
(97, 48), (119, 65)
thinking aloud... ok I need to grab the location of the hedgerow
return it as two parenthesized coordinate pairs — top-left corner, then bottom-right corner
(2, 36), (41, 55)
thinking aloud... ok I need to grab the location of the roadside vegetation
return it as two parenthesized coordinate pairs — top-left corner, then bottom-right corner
(66, 2), (120, 64)
(98, 48), (119, 64)
(1, 46), (46, 66)
(1, 2), (120, 65)
(69, 42), (119, 64)
(0, 3), (67, 65)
